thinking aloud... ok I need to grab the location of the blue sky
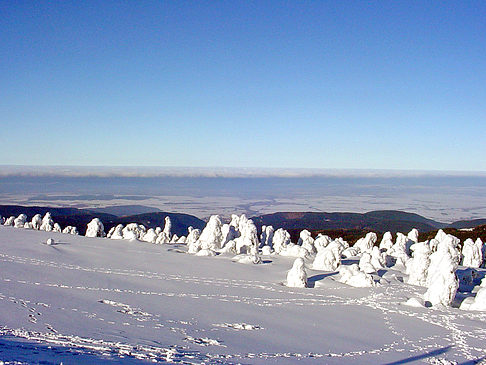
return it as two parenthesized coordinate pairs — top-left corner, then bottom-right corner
(1, 1), (485, 171)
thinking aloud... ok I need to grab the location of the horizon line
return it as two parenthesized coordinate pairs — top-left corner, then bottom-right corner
(1, 165), (486, 178)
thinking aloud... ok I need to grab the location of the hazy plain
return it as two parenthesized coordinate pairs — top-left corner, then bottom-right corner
(1, 173), (486, 222)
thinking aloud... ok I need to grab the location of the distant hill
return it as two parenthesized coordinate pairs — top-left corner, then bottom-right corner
(0, 205), (204, 236)
(105, 212), (205, 237)
(448, 219), (486, 229)
(250, 210), (446, 234)
(2, 205), (485, 241)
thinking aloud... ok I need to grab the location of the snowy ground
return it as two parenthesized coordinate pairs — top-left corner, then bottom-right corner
(0, 226), (485, 364)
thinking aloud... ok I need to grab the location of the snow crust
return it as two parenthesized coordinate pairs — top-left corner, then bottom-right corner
(0, 224), (486, 364)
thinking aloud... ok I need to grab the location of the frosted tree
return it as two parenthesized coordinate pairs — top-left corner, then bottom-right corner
(53, 223), (62, 233)
(163, 216), (172, 240)
(31, 214), (42, 230)
(370, 246), (386, 270)
(62, 226), (79, 235)
(388, 232), (410, 267)
(40, 212), (54, 232)
(260, 225), (274, 248)
(339, 264), (375, 287)
(424, 252), (458, 306)
(221, 224), (238, 247)
(406, 241), (432, 286)
(462, 238), (482, 268)
(109, 224), (124, 240)
(4, 216), (15, 226)
(407, 228), (419, 244)
(260, 225), (267, 247)
(195, 215), (223, 254)
(298, 230), (315, 254)
(85, 218), (105, 238)
(312, 240), (344, 271)
(14, 214), (27, 228)
(354, 232), (377, 254)
(466, 287), (486, 311)
(423, 235), (459, 306)
(379, 231), (394, 251)
(314, 234), (332, 253)
(286, 258), (307, 288)
(235, 219), (259, 254)
(229, 214), (240, 229)
(186, 227), (201, 244)
(359, 253), (376, 274)
(142, 228), (158, 243)
(272, 228), (291, 254)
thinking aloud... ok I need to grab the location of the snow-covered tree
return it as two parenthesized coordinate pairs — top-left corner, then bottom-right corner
(121, 223), (146, 241)
(195, 215), (223, 254)
(14, 214), (27, 228)
(221, 223), (238, 247)
(314, 234), (332, 253)
(379, 231), (393, 251)
(424, 236), (459, 306)
(339, 264), (375, 287)
(235, 219), (259, 254)
(53, 223), (62, 233)
(354, 232), (377, 254)
(272, 228), (291, 254)
(286, 258), (307, 288)
(40, 212), (54, 232)
(163, 216), (172, 240)
(85, 218), (105, 238)
(298, 229), (315, 254)
(31, 214), (42, 230)
(406, 241), (431, 286)
(260, 225), (274, 248)
(109, 224), (124, 239)
(388, 232), (410, 267)
(370, 246), (386, 270)
(62, 226), (79, 235)
(142, 228), (158, 243)
(462, 238), (482, 268)
(312, 240), (344, 271)
(407, 228), (419, 244)
(4, 216), (15, 226)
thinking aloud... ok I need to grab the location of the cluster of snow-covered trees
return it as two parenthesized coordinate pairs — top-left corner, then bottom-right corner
(3, 211), (486, 310)
(105, 217), (186, 244)
(183, 214), (486, 310)
(2, 212), (78, 235)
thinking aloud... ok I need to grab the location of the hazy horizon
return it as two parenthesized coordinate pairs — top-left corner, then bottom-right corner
(1, 172), (486, 223)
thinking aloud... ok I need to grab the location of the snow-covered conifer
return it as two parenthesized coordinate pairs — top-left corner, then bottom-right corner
(272, 228), (291, 254)
(462, 238), (482, 268)
(286, 258), (307, 288)
(312, 240), (344, 271)
(298, 229), (315, 254)
(379, 231), (394, 251)
(406, 241), (431, 286)
(163, 216), (172, 240)
(40, 212), (54, 232)
(354, 232), (377, 254)
(53, 223), (62, 233)
(85, 218), (105, 238)
(14, 214), (27, 228)
(4, 216), (15, 226)
(339, 264), (375, 287)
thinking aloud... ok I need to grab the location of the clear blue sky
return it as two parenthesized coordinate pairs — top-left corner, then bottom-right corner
(1, 1), (485, 171)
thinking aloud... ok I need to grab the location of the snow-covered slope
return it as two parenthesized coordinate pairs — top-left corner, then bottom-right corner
(0, 226), (485, 364)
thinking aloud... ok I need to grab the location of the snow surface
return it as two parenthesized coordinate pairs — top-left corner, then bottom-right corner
(0, 226), (486, 364)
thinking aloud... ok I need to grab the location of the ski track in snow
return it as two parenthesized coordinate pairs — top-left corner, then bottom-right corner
(1, 244), (486, 363)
